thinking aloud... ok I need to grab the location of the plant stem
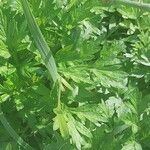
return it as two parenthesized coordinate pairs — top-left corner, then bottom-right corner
(112, 0), (150, 12)
(57, 80), (62, 109)
(0, 105), (34, 150)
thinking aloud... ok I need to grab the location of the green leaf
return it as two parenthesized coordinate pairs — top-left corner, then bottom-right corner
(75, 120), (92, 139)
(67, 114), (86, 150)
(70, 104), (110, 125)
(59, 64), (91, 84)
(105, 97), (130, 118)
(79, 20), (101, 40)
(53, 109), (69, 139)
(5, 143), (12, 150)
(121, 141), (142, 150)
(92, 68), (128, 89)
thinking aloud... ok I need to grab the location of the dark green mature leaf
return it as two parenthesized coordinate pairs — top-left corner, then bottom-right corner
(0, 105), (34, 150)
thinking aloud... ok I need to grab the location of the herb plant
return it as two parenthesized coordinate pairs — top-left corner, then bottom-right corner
(0, 0), (150, 149)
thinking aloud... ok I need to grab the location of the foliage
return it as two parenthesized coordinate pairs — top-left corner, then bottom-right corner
(0, 0), (150, 149)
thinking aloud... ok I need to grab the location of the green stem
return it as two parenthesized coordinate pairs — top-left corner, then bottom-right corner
(113, 0), (150, 12)
(57, 80), (62, 109)
(60, 76), (74, 91)
(0, 105), (34, 150)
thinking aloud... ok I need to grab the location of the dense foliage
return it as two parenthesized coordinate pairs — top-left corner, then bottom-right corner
(0, 0), (150, 149)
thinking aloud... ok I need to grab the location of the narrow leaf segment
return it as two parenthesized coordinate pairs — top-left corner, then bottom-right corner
(20, 0), (59, 82)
